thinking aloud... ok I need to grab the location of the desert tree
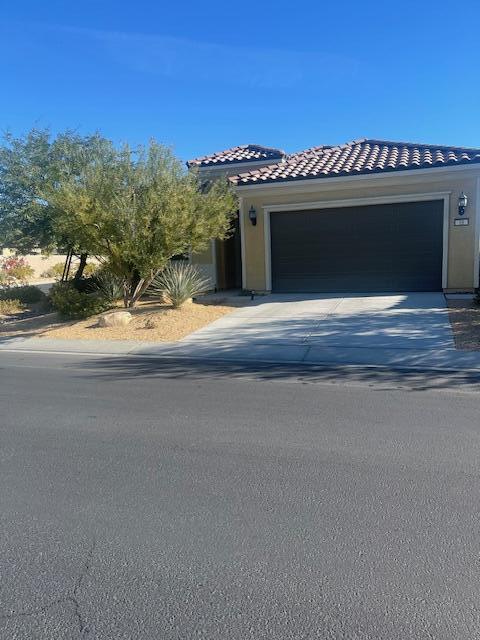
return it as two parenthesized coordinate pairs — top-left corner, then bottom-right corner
(45, 141), (237, 307)
(0, 128), (111, 279)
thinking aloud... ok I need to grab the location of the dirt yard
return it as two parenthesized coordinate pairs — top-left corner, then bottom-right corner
(447, 299), (480, 350)
(0, 297), (245, 342)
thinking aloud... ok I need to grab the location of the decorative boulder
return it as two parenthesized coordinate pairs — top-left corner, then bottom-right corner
(98, 311), (133, 328)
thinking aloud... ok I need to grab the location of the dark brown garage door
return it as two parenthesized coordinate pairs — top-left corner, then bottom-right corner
(270, 200), (444, 293)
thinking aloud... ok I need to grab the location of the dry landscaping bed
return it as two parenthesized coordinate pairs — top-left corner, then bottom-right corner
(0, 297), (246, 342)
(447, 299), (480, 350)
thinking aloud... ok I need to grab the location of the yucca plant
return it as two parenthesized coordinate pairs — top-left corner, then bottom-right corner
(148, 262), (211, 308)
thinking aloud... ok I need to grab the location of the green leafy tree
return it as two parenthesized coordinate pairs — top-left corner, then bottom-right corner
(45, 141), (237, 307)
(0, 128), (112, 277)
(0, 129), (53, 253)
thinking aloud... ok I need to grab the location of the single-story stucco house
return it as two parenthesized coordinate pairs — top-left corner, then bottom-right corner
(187, 139), (480, 294)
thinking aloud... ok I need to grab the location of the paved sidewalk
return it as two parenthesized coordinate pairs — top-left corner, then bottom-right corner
(2, 293), (480, 372)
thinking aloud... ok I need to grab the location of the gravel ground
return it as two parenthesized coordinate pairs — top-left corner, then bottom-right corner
(46, 300), (239, 341)
(0, 299), (243, 342)
(447, 299), (480, 350)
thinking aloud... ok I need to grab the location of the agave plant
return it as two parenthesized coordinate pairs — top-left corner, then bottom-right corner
(149, 262), (211, 308)
(93, 269), (124, 303)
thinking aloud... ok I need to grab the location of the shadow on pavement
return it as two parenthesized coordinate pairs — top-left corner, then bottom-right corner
(72, 355), (480, 393)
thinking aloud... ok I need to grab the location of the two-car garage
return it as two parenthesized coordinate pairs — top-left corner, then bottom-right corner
(193, 140), (480, 294)
(270, 200), (445, 293)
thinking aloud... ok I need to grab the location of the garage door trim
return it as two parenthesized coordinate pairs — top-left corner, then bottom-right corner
(263, 192), (450, 291)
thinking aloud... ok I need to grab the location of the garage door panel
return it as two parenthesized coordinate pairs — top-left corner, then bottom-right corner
(270, 201), (443, 293)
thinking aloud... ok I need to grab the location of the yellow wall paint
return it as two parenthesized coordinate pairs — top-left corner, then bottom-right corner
(240, 171), (479, 291)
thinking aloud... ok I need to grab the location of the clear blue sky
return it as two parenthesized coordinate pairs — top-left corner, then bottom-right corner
(2, 1), (480, 162)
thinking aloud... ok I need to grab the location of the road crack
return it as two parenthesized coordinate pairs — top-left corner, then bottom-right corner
(0, 596), (71, 621)
(0, 537), (96, 637)
(70, 537), (96, 636)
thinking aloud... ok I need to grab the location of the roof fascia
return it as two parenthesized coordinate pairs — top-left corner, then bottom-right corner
(189, 158), (285, 172)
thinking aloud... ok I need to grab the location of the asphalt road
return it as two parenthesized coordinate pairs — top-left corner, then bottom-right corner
(1, 352), (480, 639)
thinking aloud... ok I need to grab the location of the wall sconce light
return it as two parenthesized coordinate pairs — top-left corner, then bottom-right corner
(458, 192), (468, 216)
(248, 205), (257, 226)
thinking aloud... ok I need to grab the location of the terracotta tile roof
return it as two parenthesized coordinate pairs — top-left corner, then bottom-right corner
(231, 139), (480, 186)
(187, 144), (285, 168)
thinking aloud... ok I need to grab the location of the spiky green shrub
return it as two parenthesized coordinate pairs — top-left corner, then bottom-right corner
(49, 282), (111, 319)
(93, 269), (124, 303)
(148, 262), (211, 308)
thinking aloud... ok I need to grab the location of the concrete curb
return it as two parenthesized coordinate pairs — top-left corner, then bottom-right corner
(2, 338), (480, 375)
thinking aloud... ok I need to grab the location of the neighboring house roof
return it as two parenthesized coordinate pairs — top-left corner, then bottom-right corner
(230, 138), (480, 186)
(186, 144), (285, 168)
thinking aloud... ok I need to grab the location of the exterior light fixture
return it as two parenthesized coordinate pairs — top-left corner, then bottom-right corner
(458, 192), (468, 216)
(248, 205), (257, 226)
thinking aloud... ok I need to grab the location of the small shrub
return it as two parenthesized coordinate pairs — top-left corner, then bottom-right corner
(144, 316), (158, 329)
(0, 256), (34, 285)
(0, 285), (46, 304)
(83, 262), (99, 277)
(92, 269), (124, 303)
(72, 277), (97, 293)
(0, 271), (9, 287)
(149, 262), (211, 308)
(49, 282), (112, 319)
(42, 261), (97, 280)
(41, 262), (65, 279)
(0, 299), (25, 315)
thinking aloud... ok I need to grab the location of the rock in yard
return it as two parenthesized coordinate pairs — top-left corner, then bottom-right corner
(98, 311), (133, 328)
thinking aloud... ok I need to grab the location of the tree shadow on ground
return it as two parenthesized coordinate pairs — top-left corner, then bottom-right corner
(72, 355), (480, 393)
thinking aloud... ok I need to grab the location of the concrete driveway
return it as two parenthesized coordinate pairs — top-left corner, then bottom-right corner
(152, 292), (479, 370)
(4, 292), (480, 371)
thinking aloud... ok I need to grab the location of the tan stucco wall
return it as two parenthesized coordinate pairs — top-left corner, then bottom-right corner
(239, 168), (480, 292)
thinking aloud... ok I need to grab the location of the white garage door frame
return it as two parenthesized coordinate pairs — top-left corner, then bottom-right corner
(262, 192), (451, 291)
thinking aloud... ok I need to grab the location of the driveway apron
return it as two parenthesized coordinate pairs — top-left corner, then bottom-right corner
(148, 292), (480, 370)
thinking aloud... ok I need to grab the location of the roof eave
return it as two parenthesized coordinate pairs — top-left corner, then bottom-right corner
(233, 160), (480, 191)
(186, 144), (286, 169)
(189, 156), (285, 170)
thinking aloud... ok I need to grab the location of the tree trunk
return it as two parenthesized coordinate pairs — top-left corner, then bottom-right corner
(61, 249), (73, 282)
(73, 253), (88, 282)
(128, 278), (148, 307)
(123, 279), (130, 308)
(124, 272), (158, 308)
